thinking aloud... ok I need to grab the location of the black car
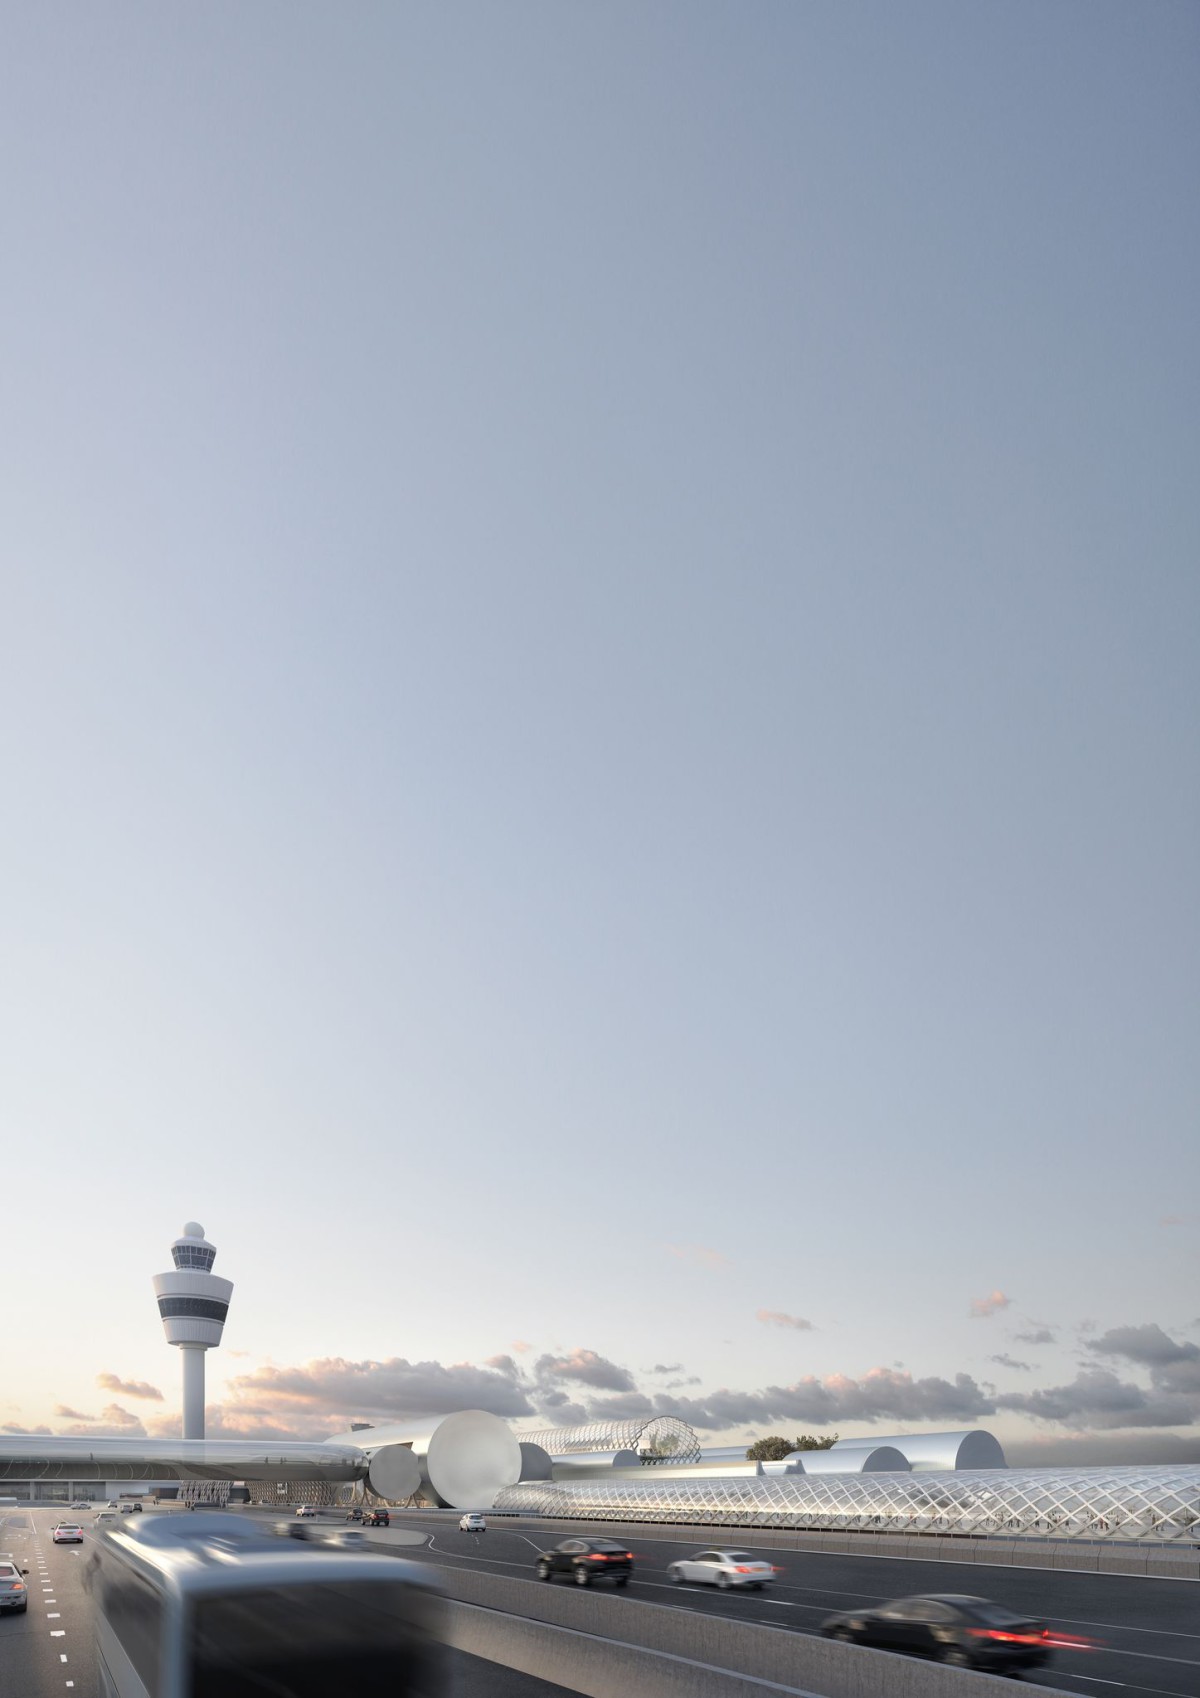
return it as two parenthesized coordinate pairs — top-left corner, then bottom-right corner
(362, 1508), (390, 1527)
(820, 1593), (1050, 1673)
(535, 1538), (633, 1587)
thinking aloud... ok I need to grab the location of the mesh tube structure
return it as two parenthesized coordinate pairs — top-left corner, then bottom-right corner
(518, 1417), (700, 1464)
(492, 1466), (1200, 1542)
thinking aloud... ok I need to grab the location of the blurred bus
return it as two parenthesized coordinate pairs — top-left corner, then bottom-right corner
(90, 1511), (443, 1697)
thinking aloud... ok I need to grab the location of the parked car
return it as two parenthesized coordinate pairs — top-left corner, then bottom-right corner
(0, 1558), (29, 1612)
(535, 1538), (633, 1587)
(294, 1505), (318, 1518)
(819, 1594), (1051, 1674)
(459, 1513), (486, 1532)
(362, 1508), (390, 1527)
(52, 1523), (84, 1544)
(668, 1549), (777, 1590)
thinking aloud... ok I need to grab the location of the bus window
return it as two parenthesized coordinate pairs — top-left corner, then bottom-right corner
(187, 1578), (441, 1697)
(102, 1563), (163, 1695)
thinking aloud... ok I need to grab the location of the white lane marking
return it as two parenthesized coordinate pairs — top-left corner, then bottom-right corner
(51, 1628), (65, 1635)
(47, 1611), (61, 1617)
(1056, 1617), (1200, 1644)
(60, 1653), (68, 1662)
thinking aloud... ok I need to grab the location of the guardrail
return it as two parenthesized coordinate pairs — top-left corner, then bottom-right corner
(436, 1565), (1075, 1698)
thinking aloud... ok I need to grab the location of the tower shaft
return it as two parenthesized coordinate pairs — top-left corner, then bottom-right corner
(181, 1346), (206, 1441)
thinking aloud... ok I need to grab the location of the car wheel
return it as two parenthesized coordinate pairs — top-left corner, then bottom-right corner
(669, 1566), (683, 1584)
(832, 1627), (854, 1643)
(717, 1572), (731, 1590)
(940, 1647), (974, 1669)
(574, 1567), (591, 1586)
(537, 1562), (550, 1581)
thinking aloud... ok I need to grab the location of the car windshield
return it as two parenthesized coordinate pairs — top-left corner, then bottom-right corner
(589, 1542), (628, 1551)
(723, 1553), (755, 1562)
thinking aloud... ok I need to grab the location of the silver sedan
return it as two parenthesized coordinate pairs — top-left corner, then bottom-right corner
(667, 1549), (778, 1589)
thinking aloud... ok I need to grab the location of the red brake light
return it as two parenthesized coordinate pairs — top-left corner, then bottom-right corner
(588, 1553), (606, 1561)
(735, 1565), (753, 1573)
(969, 1629), (1045, 1645)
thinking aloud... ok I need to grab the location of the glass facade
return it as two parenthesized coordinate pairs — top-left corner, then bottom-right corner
(493, 1466), (1200, 1543)
(519, 1417), (701, 1464)
(157, 1296), (229, 1322)
(172, 1245), (217, 1272)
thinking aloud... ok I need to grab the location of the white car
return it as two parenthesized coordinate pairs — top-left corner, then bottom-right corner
(52, 1523), (84, 1544)
(667, 1549), (777, 1590)
(294, 1505), (318, 1518)
(459, 1513), (486, 1532)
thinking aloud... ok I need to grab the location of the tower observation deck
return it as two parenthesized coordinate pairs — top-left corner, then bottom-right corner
(152, 1223), (233, 1440)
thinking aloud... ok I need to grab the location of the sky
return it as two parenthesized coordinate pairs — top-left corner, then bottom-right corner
(2, 2), (1197, 1467)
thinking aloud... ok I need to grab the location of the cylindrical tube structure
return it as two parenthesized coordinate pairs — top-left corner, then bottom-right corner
(181, 1348), (205, 1441)
(519, 1443), (554, 1482)
(326, 1413), (522, 1509)
(831, 1430), (1006, 1471)
(787, 1445), (910, 1474)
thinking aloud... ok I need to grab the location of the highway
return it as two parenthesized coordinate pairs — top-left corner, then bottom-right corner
(352, 1507), (1200, 1698)
(6, 1502), (1197, 1698)
(0, 1507), (576, 1698)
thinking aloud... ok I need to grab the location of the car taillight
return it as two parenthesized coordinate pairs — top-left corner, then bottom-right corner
(735, 1565), (754, 1573)
(588, 1553), (607, 1561)
(12, 1583), (25, 1592)
(969, 1629), (1045, 1645)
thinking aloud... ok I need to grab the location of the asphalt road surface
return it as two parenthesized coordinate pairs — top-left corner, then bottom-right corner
(0, 1507), (575, 1698)
(342, 1507), (1200, 1698)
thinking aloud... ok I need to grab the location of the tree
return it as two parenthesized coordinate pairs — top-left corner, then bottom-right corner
(745, 1435), (798, 1461)
(791, 1433), (838, 1451)
(745, 1433), (839, 1461)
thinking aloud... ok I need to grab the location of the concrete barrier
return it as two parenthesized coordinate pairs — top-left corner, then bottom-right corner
(436, 1565), (1076, 1698)
(443, 1599), (821, 1698)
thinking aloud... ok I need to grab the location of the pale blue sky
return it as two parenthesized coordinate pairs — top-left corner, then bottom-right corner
(3, 2), (1197, 1461)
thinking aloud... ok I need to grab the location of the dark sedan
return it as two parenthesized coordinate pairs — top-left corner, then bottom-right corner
(535, 1538), (633, 1587)
(820, 1593), (1051, 1673)
(362, 1508), (390, 1526)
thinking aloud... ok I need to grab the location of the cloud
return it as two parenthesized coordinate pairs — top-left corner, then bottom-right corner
(667, 1244), (730, 1270)
(647, 1364), (683, 1376)
(1160, 1214), (1186, 1227)
(756, 1310), (814, 1331)
(2, 1423), (52, 1435)
(511, 1340), (533, 1354)
(969, 1290), (1012, 1319)
(53, 1405), (94, 1421)
(656, 1366), (997, 1431)
(1086, 1323), (1200, 1371)
(989, 1354), (1034, 1372)
(221, 1355), (536, 1424)
(533, 1349), (636, 1393)
(996, 1366), (1198, 1430)
(59, 1404), (148, 1438)
(1012, 1326), (1056, 1346)
(97, 1373), (164, 1401)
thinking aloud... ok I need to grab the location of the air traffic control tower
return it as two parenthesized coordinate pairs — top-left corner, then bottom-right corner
(153, 1223), (233, 1439)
